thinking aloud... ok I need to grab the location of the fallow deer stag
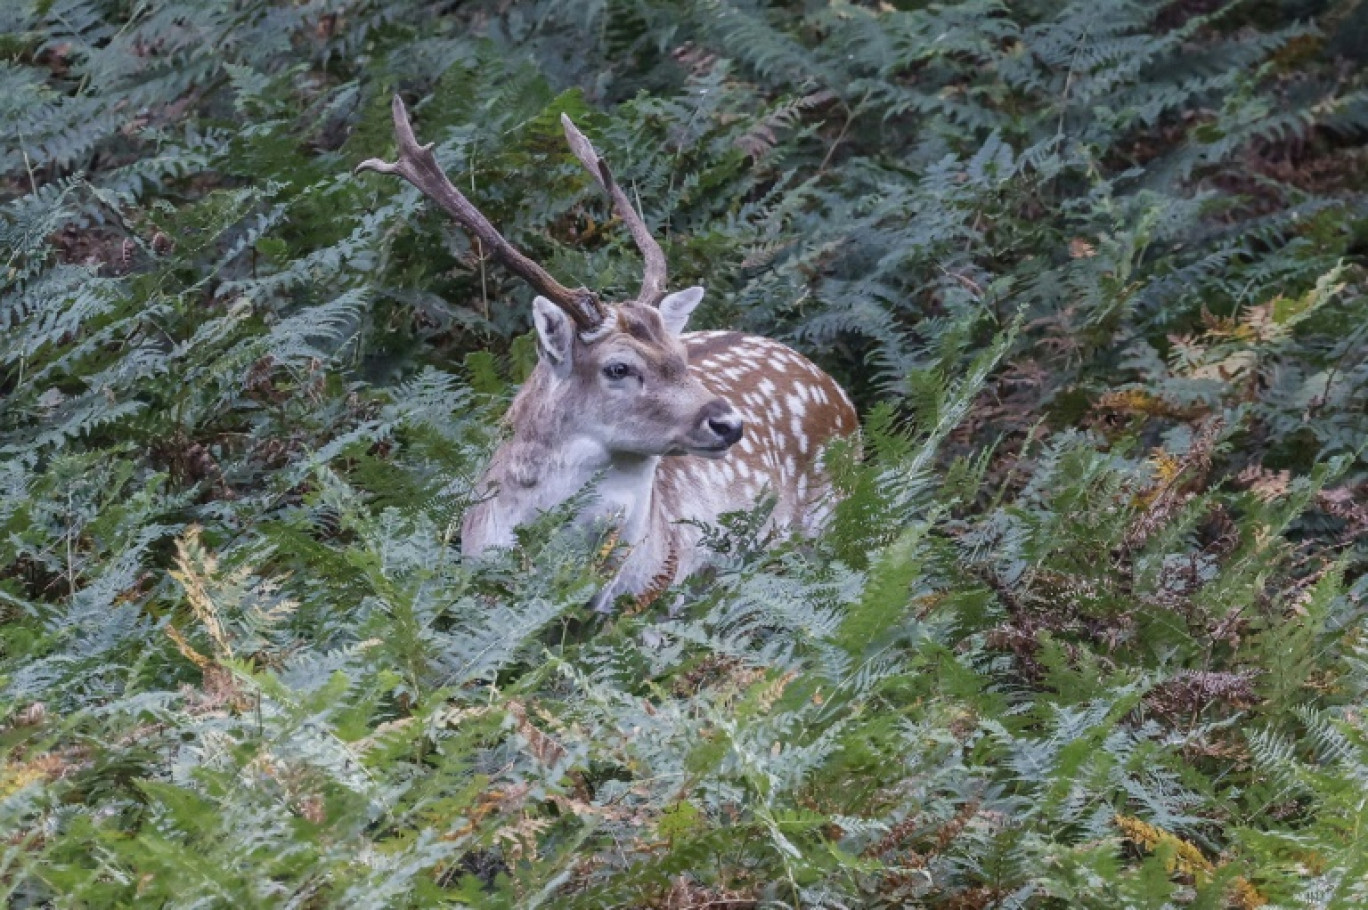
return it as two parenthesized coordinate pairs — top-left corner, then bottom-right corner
(358, 96), (858, 608)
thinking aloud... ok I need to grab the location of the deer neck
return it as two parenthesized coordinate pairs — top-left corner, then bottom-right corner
(470, 422), (663, 553)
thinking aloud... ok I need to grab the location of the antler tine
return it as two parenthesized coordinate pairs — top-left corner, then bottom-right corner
(357, 95), (609, 334)
(560, 114), (668, 307)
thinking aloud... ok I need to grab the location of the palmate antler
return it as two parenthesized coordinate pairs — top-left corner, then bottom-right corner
(357, 95), (671, 335)
(356, 95), (608, 333)
(559, 114), (668, 307)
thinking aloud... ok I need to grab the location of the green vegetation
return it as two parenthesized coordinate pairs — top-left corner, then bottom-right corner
(3, 1), (1368, 906)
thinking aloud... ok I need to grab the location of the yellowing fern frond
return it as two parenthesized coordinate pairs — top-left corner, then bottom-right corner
(169, 526), (233, 660)
(1115, 815), (1265, 908)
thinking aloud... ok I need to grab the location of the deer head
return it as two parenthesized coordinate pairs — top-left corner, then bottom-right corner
(356, 98), (743, 496)
(524, 292), (744, 459)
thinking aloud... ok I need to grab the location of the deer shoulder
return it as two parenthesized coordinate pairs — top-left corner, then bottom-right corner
(657, 329), (857, 543)
(358, 98), (858, 608)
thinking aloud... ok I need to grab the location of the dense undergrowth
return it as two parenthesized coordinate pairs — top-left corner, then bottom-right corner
(3, 1), (1368, 906)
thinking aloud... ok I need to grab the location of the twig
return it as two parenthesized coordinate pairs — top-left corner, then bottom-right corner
(818, 91), (866, 176)
(17, 128), (39, 196)
(470, 147), (490, 325)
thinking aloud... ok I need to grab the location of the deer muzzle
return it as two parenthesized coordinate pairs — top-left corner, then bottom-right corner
(686, 399), (744, 457)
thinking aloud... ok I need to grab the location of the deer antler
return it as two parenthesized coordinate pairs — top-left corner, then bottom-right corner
(560, 114), (669, 308)
(357, 95), (610, 335)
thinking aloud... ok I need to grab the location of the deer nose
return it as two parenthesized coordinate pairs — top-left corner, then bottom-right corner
(701, 400), (744, 447)
(709, 415), (743, 446)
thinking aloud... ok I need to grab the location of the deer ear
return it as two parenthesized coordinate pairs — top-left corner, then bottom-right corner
(658, 286), (704, 336)
(532, 296), (574, 377)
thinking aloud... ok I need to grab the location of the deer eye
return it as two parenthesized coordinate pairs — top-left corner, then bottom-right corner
(602, 362), (635, 381)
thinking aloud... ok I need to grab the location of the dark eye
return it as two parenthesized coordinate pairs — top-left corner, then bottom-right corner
(602, 362), (634, 381)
